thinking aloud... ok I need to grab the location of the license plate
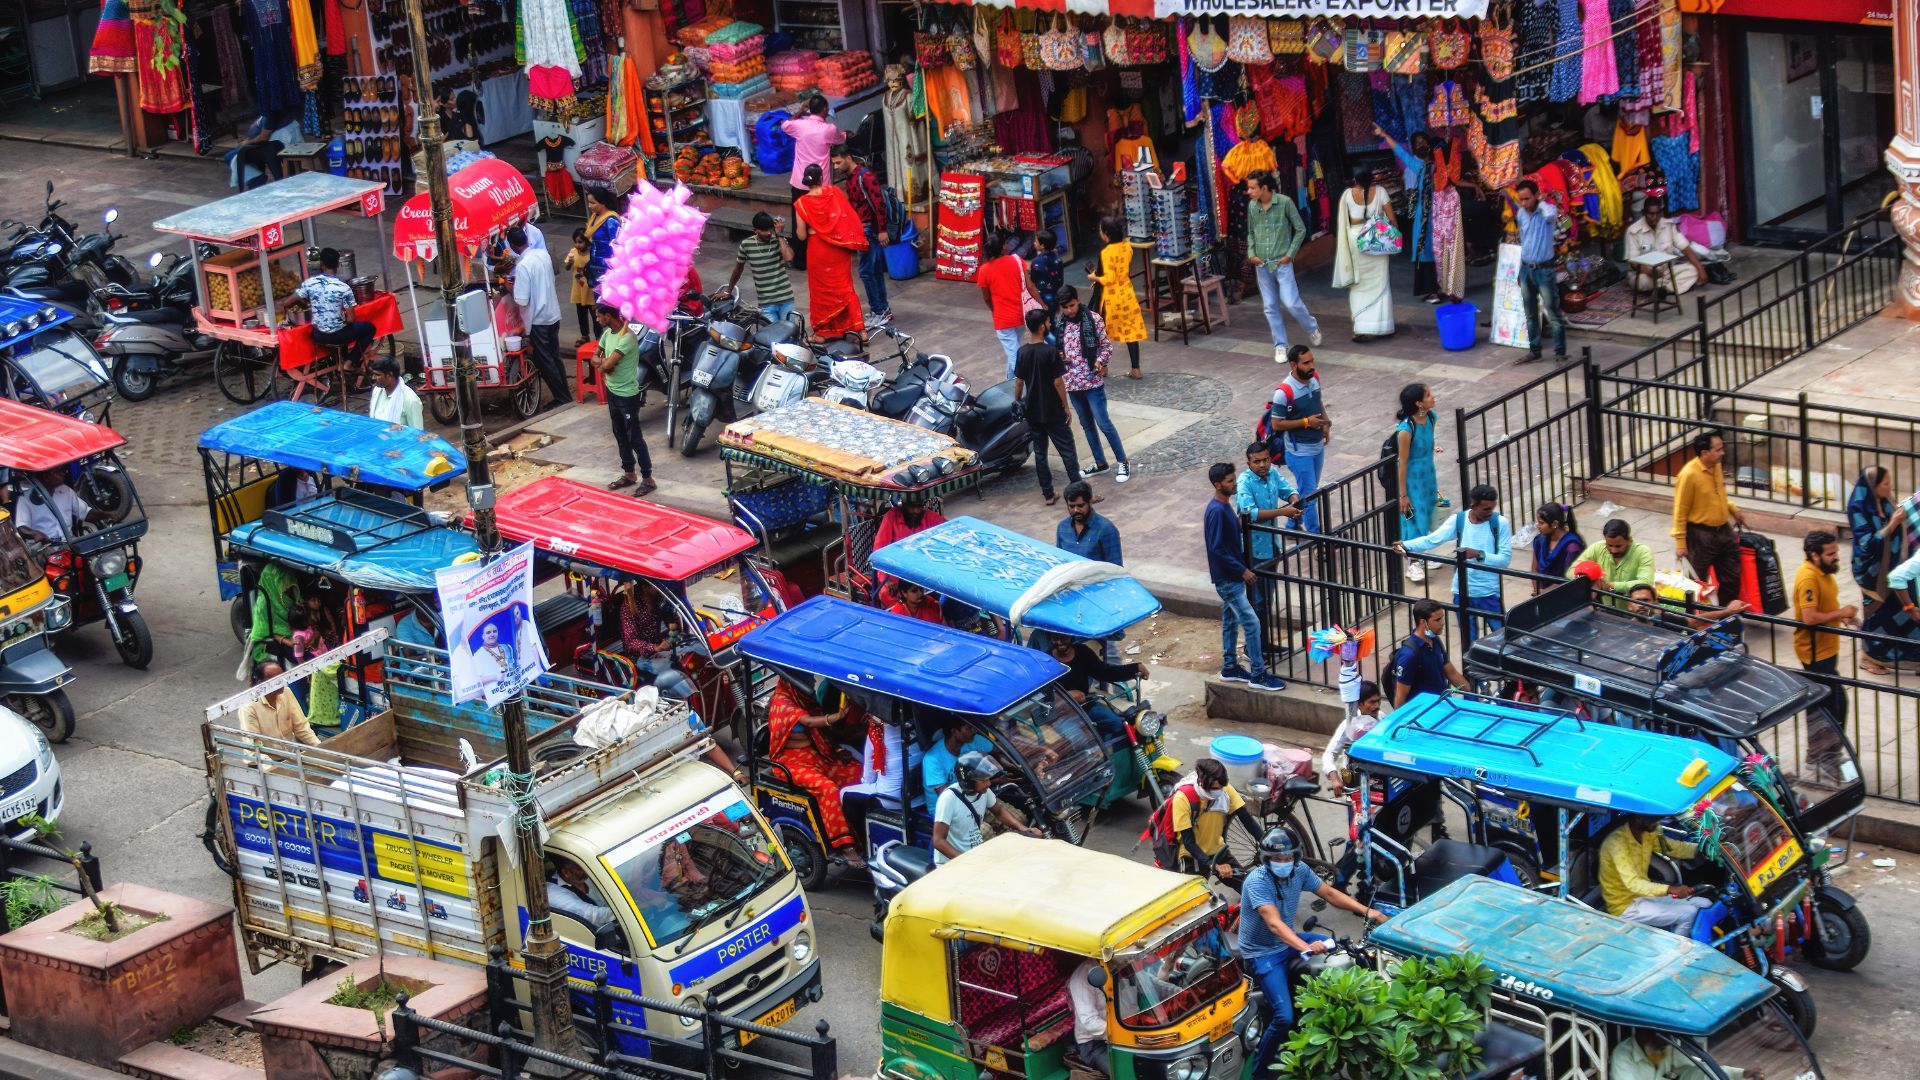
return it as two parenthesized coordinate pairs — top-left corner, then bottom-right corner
(739, 997), (796, 1046)
(691, 369), (714, 387)
(0, 794), (38, 821)
(103, 573), (130, 592)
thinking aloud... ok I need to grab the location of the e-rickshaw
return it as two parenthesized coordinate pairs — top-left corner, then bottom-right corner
(720, 398), (980, 602)
(0, 398), (150, 669)
(0, 506), (76, 741)
(489, 475), (785, 749)
(879, 834), (1251, 1080)
(0, 293), (114, 421)
(868, 515), (1179, 809)
(1346, 691), (1834, 1034)
(734, 596), (1114, 887)
(1467, 579), (1867, 958)
(1372, 876), (1825, 1080)
(198, 403), (465, 723)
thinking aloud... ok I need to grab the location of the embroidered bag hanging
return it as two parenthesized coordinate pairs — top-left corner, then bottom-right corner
(1042, 13), (1081, 72)
(973, 5), (995, 70)
(1020, 9), (1045, 70)
(949, 8), (978, 72)
(1384, 29), (1425, 75)
(1343, 28), (1386, 72)
(1306, 18), (1344, 63)
(1103, 16), (1131, 66)
(1226, 15), (1272, 64)
(1429, 18), (1469, 70)
(998, 8), (1023, 69)
(1128, 18), (1168, 65)
(1270, 18), (1306, 56)
(915, 25), (949, 69)
(1081, 15), (1105, 71)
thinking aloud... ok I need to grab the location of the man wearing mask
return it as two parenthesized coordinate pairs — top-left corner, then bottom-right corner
(1389, 599), (1470, 708)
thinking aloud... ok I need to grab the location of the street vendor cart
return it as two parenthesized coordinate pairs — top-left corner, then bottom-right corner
(151, 172), (400, 407)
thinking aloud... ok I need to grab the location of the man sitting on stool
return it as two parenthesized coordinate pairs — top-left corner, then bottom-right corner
(282, 248), (376, 364)
(1625, 196), (1706, 296)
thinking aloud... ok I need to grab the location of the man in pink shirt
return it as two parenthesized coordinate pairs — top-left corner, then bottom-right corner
(781, 96), (844, 271)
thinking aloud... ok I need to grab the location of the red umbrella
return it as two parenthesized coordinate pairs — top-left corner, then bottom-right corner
(392, 158), (537, 262)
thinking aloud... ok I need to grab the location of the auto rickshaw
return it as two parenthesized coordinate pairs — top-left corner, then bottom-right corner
(734, 596), (1114, 887)
(0, 399), (150, 668)
(868, 515), (1180, 809)
(1372, 876), (1825, 1080)
(879, 834), (1250, 1080)
(1346, 691), (1836, 1034)
(0, 293), (114, 421)
(490, 475), (786, 749)
(0, 506), (75, 740)
(1466, 578), (1867, 962)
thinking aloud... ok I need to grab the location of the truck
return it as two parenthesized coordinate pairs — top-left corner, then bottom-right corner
(202, 629), (823, 1053)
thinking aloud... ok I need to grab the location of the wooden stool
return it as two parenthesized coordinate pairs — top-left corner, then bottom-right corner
(1628, 254), (1683, 324)
(282, 345), (345, 403)
(1147, 254), (1209, 345)
(1183, 275), (1229, 328)
(278, 141), (329, 176)
(575, 341), (605, 404)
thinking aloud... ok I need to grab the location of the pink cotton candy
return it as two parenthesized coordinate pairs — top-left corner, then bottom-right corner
(596, 182), (711, 332)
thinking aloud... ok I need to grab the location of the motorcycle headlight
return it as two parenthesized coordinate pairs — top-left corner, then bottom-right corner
(791, 929), (811, 963)
(90, 551), (127, 579)
(1135, 711), (1164, 739)
(1168, 1053), (1207, 1080)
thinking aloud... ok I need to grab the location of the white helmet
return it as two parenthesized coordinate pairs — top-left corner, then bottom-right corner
(772, 342), (815, 370)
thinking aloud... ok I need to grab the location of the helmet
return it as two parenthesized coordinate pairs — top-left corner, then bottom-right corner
(771, 341), (815, 370)
(954, 751), (1002, 787)
(1257, 827), (1299, 867)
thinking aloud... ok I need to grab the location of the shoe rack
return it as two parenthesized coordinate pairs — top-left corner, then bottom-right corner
(343, 75), (404, 194)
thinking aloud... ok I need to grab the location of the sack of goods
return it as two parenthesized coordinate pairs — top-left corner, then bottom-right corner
(815, 51), (876, 97)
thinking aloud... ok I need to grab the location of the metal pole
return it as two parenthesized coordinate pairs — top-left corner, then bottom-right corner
(399, 0), (577, 1061)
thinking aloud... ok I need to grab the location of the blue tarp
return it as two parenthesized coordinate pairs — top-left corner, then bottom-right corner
(198, 402), (461, 492)
(227, 494), (477, 592)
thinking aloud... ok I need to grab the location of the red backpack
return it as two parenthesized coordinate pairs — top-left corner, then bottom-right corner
(1141, 782), (1204, 868)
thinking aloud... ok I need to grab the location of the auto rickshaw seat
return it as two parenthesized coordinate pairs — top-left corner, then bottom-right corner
(1377, 839), (1512, 908)
(954, 944), (1075, 1049)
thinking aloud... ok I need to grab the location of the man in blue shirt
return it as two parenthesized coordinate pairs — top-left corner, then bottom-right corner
(1510, 180), (1567, 365)
(1265, 346), (1331, 534)
(1394, 483), (1513, 649)
(1205, 462), (1284, 690)
(1235, 442), (1303, 573)
(1239, 828), (1387, 1072)
(921, 720), (993, 798)
(1056, 481), (1122, 564)
(1389, 599), (1470, 708)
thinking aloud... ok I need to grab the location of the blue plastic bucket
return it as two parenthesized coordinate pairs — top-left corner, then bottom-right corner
(884, 241), (920, 281)
(1436, 302), (1478, 351)
(1210, 734), (1266, 792)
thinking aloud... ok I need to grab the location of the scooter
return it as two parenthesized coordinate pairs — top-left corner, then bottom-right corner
(94, 253), (216, 401)
(0, 598), (77, 743)
(867, 841), (935, 942)
(679, 299), (817, 456)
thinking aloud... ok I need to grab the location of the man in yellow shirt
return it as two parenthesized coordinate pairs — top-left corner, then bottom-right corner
(1162, 759), (1264, 883)
(1670, 430), (1748, 604)
(1793, 529), (1857, 727)
(1598, 814), (1703, 935)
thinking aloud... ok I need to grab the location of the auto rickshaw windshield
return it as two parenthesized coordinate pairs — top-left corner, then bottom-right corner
(10, 330), (106, 405)
(1698, 777), (1800, 899)
(0, 521), (41, 594)
(1110, 907), (1240, 1029)
(599, 796), (784, 949)
(984, 690), (1107, 799)
(1703, 1001), (1821, 1079)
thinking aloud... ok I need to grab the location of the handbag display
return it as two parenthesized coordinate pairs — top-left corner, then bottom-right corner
(1081, 15), (1105, 71)
(1226, 15), (1273, 64)
(1020, 9), (1045, 70)
(1103, 16), (1131, 66)
(1429, 18), (1470, 70)
(1270, 18), (1306, 56)
(1041, 13), (1081, 72)
(1343, 28), (1386, 72)
(1306, 17), (1344, 63)
(997, 8), (1023, 69)
(972, 5), (995, 70)
(949, 8), (978, 72)
(1384, 29), (1426, 75)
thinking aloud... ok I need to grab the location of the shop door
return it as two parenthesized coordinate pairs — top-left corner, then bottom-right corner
(1740, 24), (1896, 243)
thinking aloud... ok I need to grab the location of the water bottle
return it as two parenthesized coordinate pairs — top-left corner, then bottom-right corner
(328, 137), (347, 176)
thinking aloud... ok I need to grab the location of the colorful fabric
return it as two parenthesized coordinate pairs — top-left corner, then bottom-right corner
(242, 0), (299, 118)
(1550, 0), (1583, 102)
(89, 0), (135, 74)
(1577, 0), (1617, 103)
(131, 0), (186, 114)
(769, 681), (861, 846)
(1090, 241), (1145, 344)
(289, 0), (320, 91)
(1432, 185), (1466, 298)
(210, 4), (243, 108)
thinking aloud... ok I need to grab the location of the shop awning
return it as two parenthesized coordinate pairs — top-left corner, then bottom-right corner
(999, 0), (1487, 16)
(392, 158), (538, 262)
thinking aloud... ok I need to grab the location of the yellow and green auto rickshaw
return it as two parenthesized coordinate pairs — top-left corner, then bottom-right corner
(879, 834), (1251, 1080)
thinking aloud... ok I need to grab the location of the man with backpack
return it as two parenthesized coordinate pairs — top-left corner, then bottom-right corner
(1145, 758), (1264, 883)
(833, 146), (898, 324)
(1264, 345), (1331, 534)
(1394, 483), (1513, 649)
(1387, 599), (1471, 708)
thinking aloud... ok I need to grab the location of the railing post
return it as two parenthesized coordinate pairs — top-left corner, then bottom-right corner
(1694, 296), (1710, 381)
(75, 841), (101, 896)
(486, 946), (517, 1033)
(590, 971), (615, 1066)
(701, 992), (723, 1077)
(1797, 392), (1813, 510)
(1798, 252), (1817, 353)
(496, 1021), (523, 1080)
(1581, 347), (1603, 482)
(389, 994), (421, 1071)
(0, 840), (16, 935)
(810, 1019), (836, 1080)
(1452, 407), (1471, 515)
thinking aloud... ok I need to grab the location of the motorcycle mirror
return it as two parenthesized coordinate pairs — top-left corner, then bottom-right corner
(104, 208), (118, 225)
(45, 181), (53, 199)
(148, 252), (165, 269)
(1302, 916), (1321, 933)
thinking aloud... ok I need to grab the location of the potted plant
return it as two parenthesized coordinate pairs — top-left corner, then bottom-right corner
(1275, 954), (1493, 1079)
(250, 954), (487, 1080)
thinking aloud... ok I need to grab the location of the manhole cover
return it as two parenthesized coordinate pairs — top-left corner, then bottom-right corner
(1124, 416), (1251, 478)
(1103, 372), (1235, 415)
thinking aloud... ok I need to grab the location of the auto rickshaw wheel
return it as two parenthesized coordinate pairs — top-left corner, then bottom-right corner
(1807, 895), (1870, 971)
(6, 690), (74, 743)
(775, 822), (828, 890)
(113, 608), (153, 669)
(1771, 970), (1817, 1038)
(1491, 842), (1541, 889)
(80, 464), (135, 524)
(428, 390), (459, 425)
(229, 596), (252, 642)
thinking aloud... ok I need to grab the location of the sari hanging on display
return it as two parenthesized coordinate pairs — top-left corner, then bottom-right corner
(130, 0), (187, 114)
(795, 185), (868, 340)
(89, 0), (135, 74)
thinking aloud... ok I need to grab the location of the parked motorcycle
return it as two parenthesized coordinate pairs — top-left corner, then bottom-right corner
(678, 295), (814, 456)
(94, 253), (216, 401)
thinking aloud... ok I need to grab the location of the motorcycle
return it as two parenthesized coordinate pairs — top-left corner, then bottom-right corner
(94, 253), (216, 401)
(678, 295), (815, 456)
(632, 289), (729, 441)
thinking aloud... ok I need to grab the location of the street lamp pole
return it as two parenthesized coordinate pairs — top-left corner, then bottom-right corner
(398, 0), (579, 1060)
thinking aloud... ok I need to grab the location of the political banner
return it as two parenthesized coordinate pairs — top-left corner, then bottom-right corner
(1489, 243), (1532, 351)
(1153, 0), (1490, 18)
(435, 543), (548, 707)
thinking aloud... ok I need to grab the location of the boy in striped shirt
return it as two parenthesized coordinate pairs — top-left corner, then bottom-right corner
(729, 212), (797, 323)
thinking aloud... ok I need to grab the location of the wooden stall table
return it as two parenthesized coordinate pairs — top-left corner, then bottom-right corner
(1146, 253), (1210, 346)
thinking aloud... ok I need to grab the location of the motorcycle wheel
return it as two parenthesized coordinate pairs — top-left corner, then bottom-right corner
(80, 463), (134, 523)
(111, 357), (159, 402)
(202, 797), (235, 876)
(113, 607), (153, 670)
(678, 413), (707, 456)
(214, 342), (279, 405)
(428, 390), (459, 425)
(1806, 892), (1871, 971)
(1770, 969), (1817, 1038)
(7, 690), (75, 744)
(512, 378), (541, 420)
(775, 822), (828, 890)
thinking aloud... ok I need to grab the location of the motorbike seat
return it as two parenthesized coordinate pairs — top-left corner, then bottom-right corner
(115, 306), (190, 326)
(959, 379), (1020, 441)
(882, 845), (935, 884)
(752, 319), (799, 347)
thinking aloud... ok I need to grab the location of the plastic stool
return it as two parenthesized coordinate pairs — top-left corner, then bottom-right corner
(575, 341), (605, 404)
(1182, 275), (1229, 328)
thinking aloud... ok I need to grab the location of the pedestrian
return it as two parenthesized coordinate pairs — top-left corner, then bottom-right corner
(1086, 216), (1145, 379)
(1848, 466), (1906, 674)
(1029, 229), (1065, 313)
(1569, 519), (1658, 602)
(1244, 170), (1320, 356)
(831, 147), (893, 322)
(1388, 598), (1470, 708)
(1671, 428), (1748, 604)
(506, 226), (570, 410)
(780, 95), (845, 272)
(1332, 170), (1397, 342)
(1396, 483), (1513, 649)
(1206, 462), (1285, 691)
(1377, 128), (1436, 302)
(563, 230), (595, 348)
(1056, 286), (1129, 484)
(1509, 179), (1568, 364)
(1057, 479), (1126, 664)
(1531, 503), (1585, 592)
(793, 163), (869, 342)
(728, 212), (797, 324)
(1013, 308), (1080, 506)
(1235, 442), (1303, 581)
(592, 303), (655, 496)
(1794, 530), (1857, 727)
(1265, 345), (1330, 533)
(978, 232), (1043, 380)
(583, 187), (627, 290)
(368, 358), (423, 430)
(1392, 383), (1440, 583)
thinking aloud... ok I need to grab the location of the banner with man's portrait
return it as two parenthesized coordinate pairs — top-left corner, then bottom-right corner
(435, 543), (549, 707)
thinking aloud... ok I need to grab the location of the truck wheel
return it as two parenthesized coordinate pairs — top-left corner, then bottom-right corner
(1771, 970), (1816, 1039)
(776, 822), (827, 890)
(6, 691), (74, 743)
(113, 608), (153, 669)
(112, 358), (158, 402)
(1807, 893), (1870, 971)
(202, 797), (234, 876)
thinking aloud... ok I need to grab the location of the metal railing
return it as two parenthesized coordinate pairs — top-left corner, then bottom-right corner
(0, 835), (103, 1013)
(1454, 354), (1591, 526)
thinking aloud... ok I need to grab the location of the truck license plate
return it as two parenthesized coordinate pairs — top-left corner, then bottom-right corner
(739, 997), (796, 1046)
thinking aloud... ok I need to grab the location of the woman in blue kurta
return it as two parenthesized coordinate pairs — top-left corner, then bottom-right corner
(582, 186), (626, 289)
(1380, 128), (1436, 302)
(1394, 383), (1440, 584)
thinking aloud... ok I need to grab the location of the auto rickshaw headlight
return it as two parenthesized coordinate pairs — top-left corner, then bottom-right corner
(90, 551), (127, 579)
(1169, 1053), (1206, 1080)
(791, 930), (811, 963)
(1135, 711), (1164, 738)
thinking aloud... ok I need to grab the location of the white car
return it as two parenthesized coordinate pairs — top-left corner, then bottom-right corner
(0, 704), (62, 842)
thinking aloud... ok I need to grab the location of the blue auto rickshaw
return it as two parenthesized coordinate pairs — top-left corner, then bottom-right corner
(868, 515), (1179, 809)
(198, 402), (467, 725)
(734, 596), (1114, 892)
(1347, 691), (1827, 1034)
(1372, 876), (1825, 1080)
(0, 294), (113, 421)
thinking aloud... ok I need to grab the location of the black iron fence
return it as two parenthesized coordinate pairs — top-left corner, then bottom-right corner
(1453, 354), (1590, 528)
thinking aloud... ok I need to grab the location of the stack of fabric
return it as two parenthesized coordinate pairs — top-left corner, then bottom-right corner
(675, 14), (732, 47)
(814, 51), (875, 98)
(768, 50), (817, 93)
(705, 20), (767, 96)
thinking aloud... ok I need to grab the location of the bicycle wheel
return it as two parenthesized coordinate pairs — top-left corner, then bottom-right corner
(214, 342), (280, 404)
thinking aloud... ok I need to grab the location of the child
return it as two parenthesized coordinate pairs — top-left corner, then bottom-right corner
(1029, 229), (1064, 313)
(728, 212), (797, 324)
(564, 230), (595, 347)
(288, 608), (329, 663)
(1323, 679), (1385, 886)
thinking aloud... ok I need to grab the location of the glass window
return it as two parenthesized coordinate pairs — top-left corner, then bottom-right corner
(0, 519), (43, 594)
(1699, 777), (1799, 899)
(1111, 909), (1241, 1029)
(985, 691), (1107, 802)
(7, 330), (108, 407)
(1745, 32), (1828, 228)
(600, 796), (784, 949)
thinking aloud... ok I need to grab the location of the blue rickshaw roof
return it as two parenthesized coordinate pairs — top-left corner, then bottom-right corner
(735, 595), (1066, 716)
(198, 403), (461, 491)
(226, 493), (478, 592)
(1371, 876), (1776, 1038)
(867, 516), (1161, 640)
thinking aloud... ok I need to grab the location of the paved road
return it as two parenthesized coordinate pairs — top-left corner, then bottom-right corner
(0, 143), (1913, 1078)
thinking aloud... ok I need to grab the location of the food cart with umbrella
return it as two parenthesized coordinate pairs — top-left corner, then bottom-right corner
(151, 173), (400, 407)
(391, 157), (545, 422)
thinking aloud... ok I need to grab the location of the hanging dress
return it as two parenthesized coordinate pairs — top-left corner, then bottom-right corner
(242, 0), (300, 118)
(882, 80), (930, 210)
(1515, 0), (1555, 103)
(520, 0), (583, 112)
(1549, 0), (1583, 103)
(129, 0), (186, 114)
(1430, 142), (1467, 302)
(89, 0), (135, 74)
(538, 134), (579, 208)
(1577, 0), (1619, 103)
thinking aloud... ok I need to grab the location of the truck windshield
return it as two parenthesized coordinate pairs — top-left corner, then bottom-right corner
(1110, 907), (1240, 1029)
(1699, 776), (1799, 899)
(602, 795), (783, 949)
(10, 330), (107, 406)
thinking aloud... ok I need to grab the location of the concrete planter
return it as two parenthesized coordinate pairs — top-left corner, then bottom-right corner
(0, 883), (244, 1068)
(250, 955), (487, 1080)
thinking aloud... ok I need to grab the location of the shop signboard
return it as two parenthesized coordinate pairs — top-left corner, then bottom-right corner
(1488, 242), (1531, 352)
(1152, 0), (1490, 17)
(1677, 0), (1891, 25)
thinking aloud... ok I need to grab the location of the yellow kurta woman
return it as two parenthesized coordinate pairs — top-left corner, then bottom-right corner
(1088, 217), (1145, 378)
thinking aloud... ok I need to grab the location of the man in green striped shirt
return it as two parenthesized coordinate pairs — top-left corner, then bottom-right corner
(729, 212), (797, 323)
(1246, 170), (1321, 359)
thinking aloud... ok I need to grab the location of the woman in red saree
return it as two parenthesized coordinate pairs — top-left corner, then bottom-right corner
(792, 163), (868, 341)
(767, 676), (867, 867)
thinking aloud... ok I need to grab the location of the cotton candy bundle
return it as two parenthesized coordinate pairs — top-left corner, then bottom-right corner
(596, 182), (709, 332)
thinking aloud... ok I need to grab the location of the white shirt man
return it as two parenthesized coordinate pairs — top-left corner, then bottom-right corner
(511, 242), (562, 330)
(1625, 208), (1704, 295)
(1066, 958), (1110, 1074)
(368, 362), (424, 430)
(15, 480), (89, 542)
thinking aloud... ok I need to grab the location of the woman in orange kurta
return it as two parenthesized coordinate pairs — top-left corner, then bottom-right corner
(767, 677), (866, 866)
(792, 163), (870, 342)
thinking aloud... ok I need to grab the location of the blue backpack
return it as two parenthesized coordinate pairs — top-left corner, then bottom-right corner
(754, 110), (795, 175)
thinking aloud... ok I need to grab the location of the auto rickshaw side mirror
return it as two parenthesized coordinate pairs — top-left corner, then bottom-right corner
(1085, 966), (1107, 988)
